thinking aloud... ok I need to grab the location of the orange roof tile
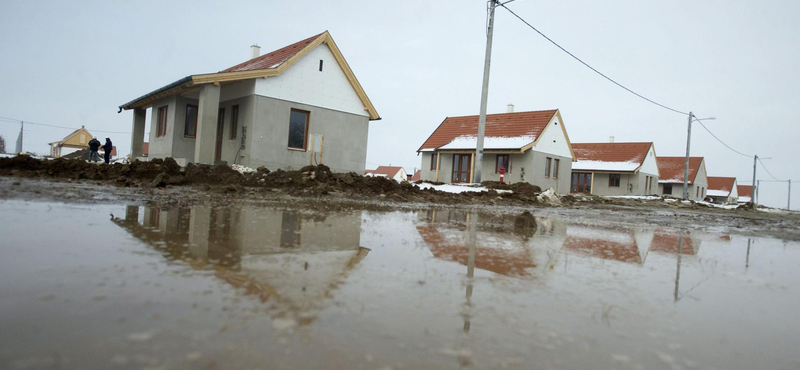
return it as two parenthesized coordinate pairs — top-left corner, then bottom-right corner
(657, 157), (703, 184)
(707, 176), (736, 192)
(221, 33), (324, 72)
(650, 229), (697, 255)
(368, 166), (403, 178)
(571, 142), (652, 172)
(737, 185), (753, 198)
(410, 170), (421, 181)
(417, 110), (557, 152)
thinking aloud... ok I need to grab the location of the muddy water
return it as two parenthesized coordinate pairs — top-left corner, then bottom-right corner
(1, 200), (798, 370)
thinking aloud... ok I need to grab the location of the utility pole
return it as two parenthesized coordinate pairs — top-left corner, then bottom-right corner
(788, 180), (792, 211)
(750, 155), (758, 206)
(757, 180), (761, 204)
(682, 112), (693, 200)
(474, 0), (500, 184)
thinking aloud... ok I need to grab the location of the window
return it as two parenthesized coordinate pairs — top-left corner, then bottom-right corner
(288, 109), (310, 150)
(156, 106), (168, 137)
(544, 157), (552, 178)
(609, 174), (621, 187)
(696, 186), (700, 198)
(663, 184), (673, 195)
(430, 152), (439, 170)
(230, 105), (239, 139)
(571, 173), (592, 193)
(553, 159), (560, 179)
(496, 155), (510, 174)
(184, 104), (198, 138)
(319, 59), (324, 72)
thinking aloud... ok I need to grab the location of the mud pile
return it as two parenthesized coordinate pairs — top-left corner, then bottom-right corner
(0, 155), (557, 206)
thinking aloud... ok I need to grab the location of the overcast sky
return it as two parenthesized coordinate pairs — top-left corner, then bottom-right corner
(1, 0), (798, 209)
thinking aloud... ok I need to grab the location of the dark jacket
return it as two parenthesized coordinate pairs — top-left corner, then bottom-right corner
(88, 139), (100, 151)
(103, 139), (112, 152)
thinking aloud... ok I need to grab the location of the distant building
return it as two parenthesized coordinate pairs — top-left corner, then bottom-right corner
(417, 109), (575, 194)
(119, 31), (379, 172)
(657, 157), (709, 201)
(706, 177), (739, 204)
(48, 126), (93, 157)
(570, 142), (659, 196)
(365, 166), (408, 182)
(737, 185), (753, 204)
(410, 170), (421, 182)
(0, 135), (5, 154)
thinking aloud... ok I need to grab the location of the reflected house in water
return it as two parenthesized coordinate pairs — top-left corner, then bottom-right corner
(415, 210), (566, 278)
(114, 205), (368, 323)
(650, 228), (701, 255)
(563, 225), (653, 264)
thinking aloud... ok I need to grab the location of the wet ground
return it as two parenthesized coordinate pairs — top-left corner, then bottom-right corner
(2, 192), (800, 369)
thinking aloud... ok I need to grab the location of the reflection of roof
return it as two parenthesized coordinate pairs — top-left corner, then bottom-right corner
(418, 110), (558, 152)
(563, 227), (642, 264)
(410, 170), (421, 181)
(658, 157), (703, 184)
(417, 225), (536, 277)
(222, 33), (324, 72)
(571, 142), (652, 173)
(650, 229), (697, 255)
(737, 185), (753, 198)
(707, 177), (736, 195)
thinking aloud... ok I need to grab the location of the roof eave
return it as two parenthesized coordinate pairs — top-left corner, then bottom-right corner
(118, 75), (194, 112)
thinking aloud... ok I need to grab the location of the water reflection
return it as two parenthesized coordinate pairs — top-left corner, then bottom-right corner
(113, 205), (369, 324)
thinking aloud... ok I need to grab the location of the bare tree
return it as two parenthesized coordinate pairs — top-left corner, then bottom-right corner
(0, 135), (6, 154)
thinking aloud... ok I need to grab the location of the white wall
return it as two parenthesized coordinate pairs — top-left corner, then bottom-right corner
(639, 145), (659, 176)
(532, 116), (572, 159)
(254, 44), (367, 118)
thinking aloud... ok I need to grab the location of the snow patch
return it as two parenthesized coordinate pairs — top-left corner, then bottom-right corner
(438, 135), (536, 150)
(230, 164), (256, 174)
(572, 160), (640, 172)
(414, 182), (510, 194)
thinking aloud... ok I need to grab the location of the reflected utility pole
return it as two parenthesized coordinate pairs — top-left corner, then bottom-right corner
(463, 212), (478, 333)
(746, 238), (751, 269)
(674, 231), (683, 302)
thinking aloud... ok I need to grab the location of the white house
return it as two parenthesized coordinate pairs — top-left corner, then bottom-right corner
(118, 31), (380, 173)
(570, 142), (660, 196)
(365, 166), (408, 182)
(706, 176), (739, 204)
(657, 157), (709, 201)
(416, 108), (576, 194)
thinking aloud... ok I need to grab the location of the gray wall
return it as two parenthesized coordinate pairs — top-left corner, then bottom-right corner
(247, 95), (369, 173)
(582, 172), (660, 196)
(147, 96), (178, 158)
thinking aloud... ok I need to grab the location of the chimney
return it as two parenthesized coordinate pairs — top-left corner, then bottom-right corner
(609, 136), (615, 143)
(507, 103), (514, 113)
(250, 44), (260, 59)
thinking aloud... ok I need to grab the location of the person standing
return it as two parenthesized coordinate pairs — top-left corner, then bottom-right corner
(102, 138), (113, 164)
(88, 137), (101, 162)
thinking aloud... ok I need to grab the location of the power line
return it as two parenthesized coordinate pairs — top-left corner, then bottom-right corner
(694, 119), (752, 158)
(758, 158), (785, 182)
(497, 3), (688, 115)
(0, 115), (131, 135)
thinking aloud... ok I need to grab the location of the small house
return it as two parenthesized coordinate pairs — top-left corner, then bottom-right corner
(570, 142), (659, 196)
(657, 157), (709, 200)
(706, 177), (739, 204)
(49, 126), (94, 158)
(416, 109), (575, 194)
(365, 166), (408, 182)
(737, 185), (753, 204)
(119, 31), (379, 172)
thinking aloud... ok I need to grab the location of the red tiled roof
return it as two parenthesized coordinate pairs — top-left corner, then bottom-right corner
(572, 142), (651, 165)
(707, 176), (736, 192)
(221, 33), (324, 72)
(368, 166), (403, 178)
(650, 229), (697, 255)
(142, 142), (149, 156)
(410, 170), (421, 181)
(418, 110), (558, 152)
(657, 157), (703, 184)
(737, 185), (753, 198)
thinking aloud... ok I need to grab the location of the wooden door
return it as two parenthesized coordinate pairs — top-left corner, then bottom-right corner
(214, 108), (225, 162)
(451, 154), (472, 183)
(571, 172), (592, 193)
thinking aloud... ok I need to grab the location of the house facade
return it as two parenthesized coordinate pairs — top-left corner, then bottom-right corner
(706, 176), (739, 204)
(657, 157), (709, 201)
(118, 31), (380, 173)
(570, 142), (660, 196)
(416, 109), (576, 194)
(365, 166), (408, 182)
(49, 126), (93, 158)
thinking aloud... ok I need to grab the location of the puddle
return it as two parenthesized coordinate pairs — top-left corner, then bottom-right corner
(1, 200), (799, 369)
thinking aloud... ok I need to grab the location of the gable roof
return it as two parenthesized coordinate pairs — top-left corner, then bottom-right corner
(707, 176), (736, 195)
(571, 142), (653, 173)
(119, 31), (379, 120)
(410, 170), (421, 181)
(418, 110), (558, 152)
(367, 166), (404, 178)
(737, 185), (753, 198)
(48, 126), (93, 147)
(657, 156), (703, 184)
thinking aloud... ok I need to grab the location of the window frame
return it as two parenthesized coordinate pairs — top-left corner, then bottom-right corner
(544, 157), (552, 178)
(230, 105), (239, 140)
(553, 159), (560, 179)
(287, 108), (310, 151)
(495, 154), (510, 174)
(430, 152), (438, 171)
(184, 104), (199, 138)
(609, 174), (621, 187)
(663, 183), (673, 195)
(156, 106), (168, 138)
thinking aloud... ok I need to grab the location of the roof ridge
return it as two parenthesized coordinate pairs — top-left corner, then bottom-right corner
(444, 109), (558, 119)
(220, 32), (325, 73)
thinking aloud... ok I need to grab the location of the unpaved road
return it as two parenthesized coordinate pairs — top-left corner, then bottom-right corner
(2, 176), (798, 241)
